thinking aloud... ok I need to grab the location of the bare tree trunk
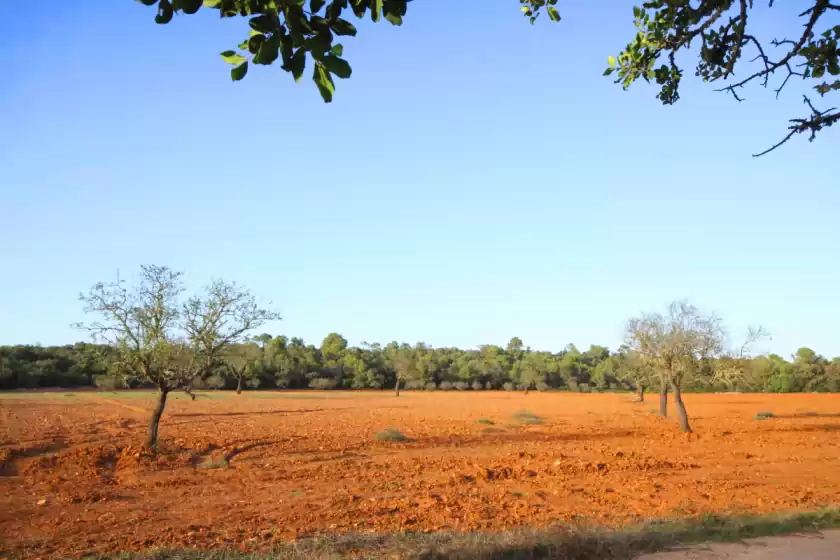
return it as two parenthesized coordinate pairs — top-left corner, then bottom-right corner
(147, 388), (168, 449)
(394, 376), (400, 397)
(672, 383), (692, 433)
(636, 383), (645, 403)
(659, 382), (668, 417)
(236, 377), (242, 395)
(524, 385), (529, 395)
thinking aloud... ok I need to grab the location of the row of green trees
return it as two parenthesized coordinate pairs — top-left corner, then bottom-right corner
(3, 335), (839, 395)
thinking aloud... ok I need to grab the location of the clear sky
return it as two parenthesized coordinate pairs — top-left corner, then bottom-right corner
(1, 1), (838, 358)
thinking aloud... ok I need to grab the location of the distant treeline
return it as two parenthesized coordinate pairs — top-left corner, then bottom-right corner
(2, 335), (838, 393)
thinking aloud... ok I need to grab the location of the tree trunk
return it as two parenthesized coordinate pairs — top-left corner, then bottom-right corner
(146, 388), (169, 449)
(394, 377), (400, 397)
(672, 383), (692, 433)
(236, 377), (242, 395)
(659, 382), (668, 417)
(636, 383), (645, 403)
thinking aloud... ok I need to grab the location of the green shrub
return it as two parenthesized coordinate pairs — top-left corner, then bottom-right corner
(198, 458), (228, 469)
(503, 382), (515, 391)
(477, 418), (494, 425)
(93, 375), (123, 392)
(439, 381), (454, 391)
(512, 410), (544, 425)
(755, 411), (776, 420)
(453, 381), (469, 391)
(471, 380), (484, 391)
(309, 378), (337, 390)
(424, 381), (437, 391)
(375, 428), (408, 442)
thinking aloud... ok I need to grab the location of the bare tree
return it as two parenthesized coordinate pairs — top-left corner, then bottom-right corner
(78, 265), (279, 448)
(626, 301), (725, 433)
(713, 325), (771, 391)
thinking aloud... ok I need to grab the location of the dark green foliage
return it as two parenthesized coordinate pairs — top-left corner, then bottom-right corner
(133, 0), (838, 154)
(476, 418), (494, 425)
(2, 337), (838, 394)
(754, 411), (776, 420)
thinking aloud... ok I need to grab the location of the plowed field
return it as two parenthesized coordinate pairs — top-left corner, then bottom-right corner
(1, 391), (839, 558)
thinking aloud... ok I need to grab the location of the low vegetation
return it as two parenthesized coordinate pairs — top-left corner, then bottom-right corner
(476, 418), (494, 425)
(755, 411), (777, 420)
(512, 410), (544, 425)
(374, 428), (407, 442)
(98, 506), (840, 559)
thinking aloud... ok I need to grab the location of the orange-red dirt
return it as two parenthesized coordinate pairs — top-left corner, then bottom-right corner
(1, 391), (839, 558)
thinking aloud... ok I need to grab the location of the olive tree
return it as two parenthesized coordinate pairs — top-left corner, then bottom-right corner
(222, 342), (264, 394)
(626, 301), (725, 433)
(78, 265), (279, 448)
(135, 0), (838, 155)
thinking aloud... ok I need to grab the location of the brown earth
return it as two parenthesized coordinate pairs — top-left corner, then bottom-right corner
(0, 391), (839, 558)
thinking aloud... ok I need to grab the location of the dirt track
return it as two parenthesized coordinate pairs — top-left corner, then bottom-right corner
(639, 530), (840, 559)
(1, 391), (839, 558)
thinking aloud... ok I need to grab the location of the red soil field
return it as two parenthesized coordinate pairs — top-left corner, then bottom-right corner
(1, 391), (839, 558)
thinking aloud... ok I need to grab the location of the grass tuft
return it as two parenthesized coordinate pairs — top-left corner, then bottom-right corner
(197, 458), (228, 470)
(476, 418), (494, 425)
(754, 411), (776, 420)
(375, 428), (408, 442)
(512, 410), (544, 425)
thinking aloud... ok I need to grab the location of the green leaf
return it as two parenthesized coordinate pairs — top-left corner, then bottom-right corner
(178, 0), (202, 14)
(231, 61), (248, 81)
(330, 43), (344, 56)
(248, 34), (266, 54)
(249, 15), (275, 33)
(290, 48), (307, 82)
(311, 0), (327, 13)
(547, 7), (560, 22)
(313, 62), (336, 102)
(633, 5), (641, 18)
(350, 0), (367, 18)
(139, 0), (158, 6)
(220, 50), (248, 65)
(326, 1), (343, 21)
(254, 34), (281, 65)
(330, 18), (357, 36)
(603, 68), (615, 76)
(203, 0), (222, 7)
(155, 0), (174, 23)
(371, 0), (382, 22)
(608, 55), (617, 67)
(383, 1), (406, 25)
(322, 54), (352, 79)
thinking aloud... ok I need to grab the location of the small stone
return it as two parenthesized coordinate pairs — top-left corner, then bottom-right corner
(37, 499), (48, 506)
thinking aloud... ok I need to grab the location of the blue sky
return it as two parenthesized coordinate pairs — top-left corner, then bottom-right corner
(1, 1), (838, 358)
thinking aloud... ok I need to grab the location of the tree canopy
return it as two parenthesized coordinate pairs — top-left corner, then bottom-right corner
(137, 0), (839, 155)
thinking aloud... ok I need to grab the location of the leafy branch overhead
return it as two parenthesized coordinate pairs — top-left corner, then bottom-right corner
(139, 0), (839, 154)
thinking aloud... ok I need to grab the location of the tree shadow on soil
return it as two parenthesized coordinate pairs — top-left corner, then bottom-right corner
(780, 424), (840, 433)
(172, 408), (329, 418)
(412, 428), (636, 450)
(0, 438), (70, 476)
(779, 412), (840, 419)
